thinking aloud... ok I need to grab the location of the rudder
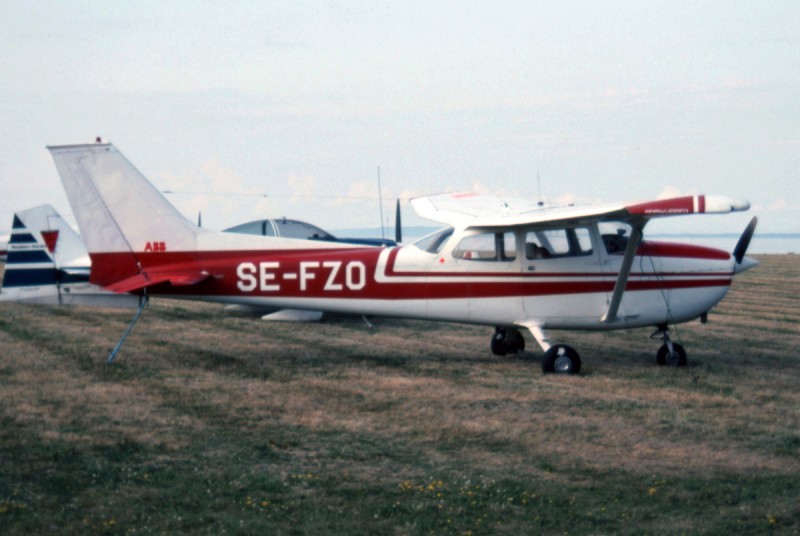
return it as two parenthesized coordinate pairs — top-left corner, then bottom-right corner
(48, 142), (204, 287)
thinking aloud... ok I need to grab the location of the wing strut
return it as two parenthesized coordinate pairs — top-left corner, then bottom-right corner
(601, 223), (644, 323)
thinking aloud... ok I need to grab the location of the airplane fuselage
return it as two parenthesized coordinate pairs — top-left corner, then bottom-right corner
(93, 230), (735, 332)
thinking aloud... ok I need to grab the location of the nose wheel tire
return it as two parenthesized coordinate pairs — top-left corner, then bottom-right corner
(541, 344), (581, 375)
(657, 342), (687, 367)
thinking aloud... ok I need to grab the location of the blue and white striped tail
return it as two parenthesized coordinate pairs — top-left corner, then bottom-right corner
(0, 205), (138, 307)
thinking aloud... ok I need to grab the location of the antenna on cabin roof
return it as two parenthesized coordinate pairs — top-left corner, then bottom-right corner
(377, 166), (386, 240)
(537, 172), (544, 207)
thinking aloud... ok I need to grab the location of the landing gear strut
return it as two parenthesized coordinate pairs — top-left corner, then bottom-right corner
(490, 327), (525, 356)
(653, 326), (687, 367)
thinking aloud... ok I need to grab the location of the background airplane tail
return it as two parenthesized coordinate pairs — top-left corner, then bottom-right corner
(0, 204), (138, 306)
(48, 142), (205, 288)
(1, 205), (64, 303)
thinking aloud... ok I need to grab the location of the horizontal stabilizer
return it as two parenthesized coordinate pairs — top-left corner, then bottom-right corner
(106, 271), (210, 293)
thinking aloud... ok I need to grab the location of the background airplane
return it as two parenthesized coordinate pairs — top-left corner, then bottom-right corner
(48, 141), (757, 372)
(0, 204), (141, 307)
(225, 218), (396, 247)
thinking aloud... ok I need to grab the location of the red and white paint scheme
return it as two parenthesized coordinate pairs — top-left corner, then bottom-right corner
(48, 141), (758, 372)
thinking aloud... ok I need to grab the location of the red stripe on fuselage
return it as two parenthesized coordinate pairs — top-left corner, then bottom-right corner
(89, 244), (733, 301)
(636, 241), (731, 260)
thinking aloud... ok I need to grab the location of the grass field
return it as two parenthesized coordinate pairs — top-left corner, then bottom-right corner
(0, 255), (798, 534)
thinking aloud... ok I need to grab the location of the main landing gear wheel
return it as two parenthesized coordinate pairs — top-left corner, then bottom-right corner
(541, 344), (581, 375)
(657, 342), (687, 367)
(490, 327), (526, 356)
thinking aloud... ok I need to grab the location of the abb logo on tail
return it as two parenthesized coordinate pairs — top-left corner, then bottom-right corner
(144, 241), (166, 252)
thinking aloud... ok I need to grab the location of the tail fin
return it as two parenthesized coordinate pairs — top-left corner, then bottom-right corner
(0, 204), (136, 306)
(1, 205), (64, 302)
(47, 142), (205, 288)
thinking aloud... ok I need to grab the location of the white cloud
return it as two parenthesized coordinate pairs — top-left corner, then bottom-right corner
(657, 186), (699, 200)
(160, 160), (274, 230)
(287, 173), (317, 200)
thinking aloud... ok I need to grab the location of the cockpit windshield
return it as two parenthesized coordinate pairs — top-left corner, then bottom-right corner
(413, 226), (454, 254)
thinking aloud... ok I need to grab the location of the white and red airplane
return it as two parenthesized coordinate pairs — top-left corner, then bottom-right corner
(47, 141), (758, 372)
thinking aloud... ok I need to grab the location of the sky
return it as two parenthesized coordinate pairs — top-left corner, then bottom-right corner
(1, 1), (798, 238)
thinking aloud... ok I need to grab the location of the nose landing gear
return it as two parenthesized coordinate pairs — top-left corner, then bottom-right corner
(653, 326), (687, 367)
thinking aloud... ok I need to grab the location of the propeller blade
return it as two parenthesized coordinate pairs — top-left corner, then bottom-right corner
(395, 198), (402, 244)
(733, 216), (757, 264)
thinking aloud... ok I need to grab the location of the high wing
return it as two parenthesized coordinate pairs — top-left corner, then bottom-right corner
(411, 192), (750, 228)
(411, 192), (751, 324)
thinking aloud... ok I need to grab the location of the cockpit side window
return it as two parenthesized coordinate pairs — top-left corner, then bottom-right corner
(453, 231), (516, 261)
(525, 227), (592, 260)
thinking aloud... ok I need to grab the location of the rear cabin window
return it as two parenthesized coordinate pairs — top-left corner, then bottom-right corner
(599, 222), (632, 255)
(453, 232), (516, 261)
(525, 227), (592, 260)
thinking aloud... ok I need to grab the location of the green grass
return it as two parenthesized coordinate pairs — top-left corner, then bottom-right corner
(0, 255), (798, 534)
(1, 429), (795, 534)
